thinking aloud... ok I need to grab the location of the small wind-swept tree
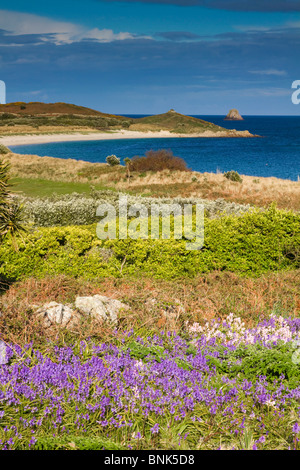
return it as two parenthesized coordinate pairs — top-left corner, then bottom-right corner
(124, 157), (131, 183)
(0, 159), (24, 247)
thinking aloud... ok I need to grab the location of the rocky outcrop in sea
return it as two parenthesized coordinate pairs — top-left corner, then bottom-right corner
(224, 109), (244, 120)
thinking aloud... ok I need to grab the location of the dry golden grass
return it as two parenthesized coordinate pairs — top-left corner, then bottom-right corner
(118, 169), (300, 211)
(1, 271), (299, 346)
(3, 152), (300, 211)
(4, 151), (126, 184)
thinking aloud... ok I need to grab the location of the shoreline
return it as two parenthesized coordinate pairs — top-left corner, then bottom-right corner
(0, 129), (255, 147)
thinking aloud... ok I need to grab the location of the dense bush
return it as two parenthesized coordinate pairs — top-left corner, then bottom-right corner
(0, 226), (106, 280)
(106, 154), (120, 166)
(0, 144), (10, 155)
(0, 113), (15, 120)
(130, 149), (189, 172)
(1, 206), (299, 281)
(224, 170), (243, 183)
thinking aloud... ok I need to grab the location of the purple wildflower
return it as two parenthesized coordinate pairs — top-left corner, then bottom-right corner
(293, 423), (300, 434)
(150, 423), (160, 434)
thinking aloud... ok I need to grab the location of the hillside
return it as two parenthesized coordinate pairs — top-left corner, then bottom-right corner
(0, 101), (126, 119)
(131, 109), (226, 133)
(0, 102), (254, 136)
(0, 102), (133, 133)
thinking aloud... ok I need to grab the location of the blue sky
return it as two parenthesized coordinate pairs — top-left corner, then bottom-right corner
(0, 0), (299, 114)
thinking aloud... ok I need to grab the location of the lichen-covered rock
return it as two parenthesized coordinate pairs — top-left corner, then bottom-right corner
(34, 295), (129, 329)
(36, 302), (75, 328)
(75, 295), (128, 324)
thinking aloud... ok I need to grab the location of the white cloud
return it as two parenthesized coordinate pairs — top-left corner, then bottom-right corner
(242, 87), (291, 97)
(79, 28), (134, 42)
(234, 20), (300, 33)
(234, 25), (271, 32)
(249, 69), (287, 76)
(0, 10), (141, 44)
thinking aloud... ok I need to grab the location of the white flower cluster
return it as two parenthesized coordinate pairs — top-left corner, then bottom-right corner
(249, 314), (295, 345)
(186, 313), (300, 347)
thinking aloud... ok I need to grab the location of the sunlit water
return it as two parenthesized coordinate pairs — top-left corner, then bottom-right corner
(9, 115), (300, 181)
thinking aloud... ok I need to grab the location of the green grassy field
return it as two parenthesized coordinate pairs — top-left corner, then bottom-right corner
(11, 177), (111, 197)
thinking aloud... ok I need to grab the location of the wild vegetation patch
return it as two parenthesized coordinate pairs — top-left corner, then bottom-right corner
(19, 190), (253, 227)
(4, 152), (300, 212)
(0, 206), (299, 282)
(1, 146), (300, 451)
(1, 313), (300, 450)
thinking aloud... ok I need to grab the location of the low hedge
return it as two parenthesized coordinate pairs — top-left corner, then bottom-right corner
(0, 206), (299, 281)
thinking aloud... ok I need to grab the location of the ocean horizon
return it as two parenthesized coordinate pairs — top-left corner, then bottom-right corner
(9, 115), (300, 181)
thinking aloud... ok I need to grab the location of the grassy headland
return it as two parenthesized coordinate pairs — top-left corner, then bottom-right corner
(0, 102), (254, 137)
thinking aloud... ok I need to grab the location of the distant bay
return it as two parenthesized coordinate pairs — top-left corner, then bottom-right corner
(9, 115), (300, 181)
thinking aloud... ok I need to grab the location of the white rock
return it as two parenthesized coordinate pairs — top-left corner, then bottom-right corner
(75, 295), (128, 324)
(36, 302), (74, 328)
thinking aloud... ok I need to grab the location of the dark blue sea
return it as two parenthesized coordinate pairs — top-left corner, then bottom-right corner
(8, 115), (300, 181)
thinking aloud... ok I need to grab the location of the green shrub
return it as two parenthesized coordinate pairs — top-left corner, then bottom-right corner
(224, 170), (243, 183)
(0, 206), (299, 282)
(0, 113), (15, 120)
(106, 154), (120, 166)
(0, 144), (10, 155)
(0, 225), (110, 281)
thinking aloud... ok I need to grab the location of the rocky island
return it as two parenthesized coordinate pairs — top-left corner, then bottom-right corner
(224, 109), (244, 120)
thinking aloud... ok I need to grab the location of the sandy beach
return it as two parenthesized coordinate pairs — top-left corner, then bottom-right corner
(0, 128), (254, 147)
